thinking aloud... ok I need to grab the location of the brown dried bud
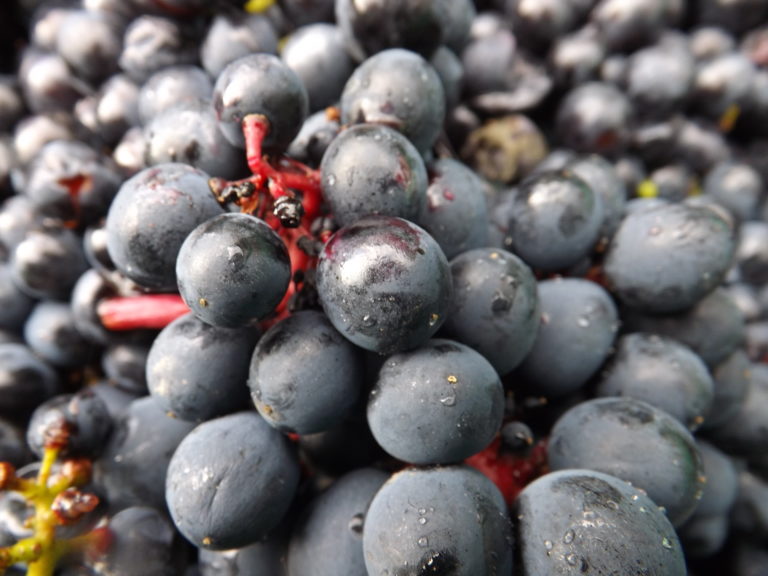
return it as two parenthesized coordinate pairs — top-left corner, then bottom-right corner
(52, 488), (99, 525)
(43, 418), (73, 451)
(0, 462), (17, 490)
(59, 459), (93, 487)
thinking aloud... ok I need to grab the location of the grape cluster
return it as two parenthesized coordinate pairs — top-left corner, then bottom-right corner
(0, 0), (767, 575)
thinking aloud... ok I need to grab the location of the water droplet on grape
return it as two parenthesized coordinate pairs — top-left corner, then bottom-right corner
(417, 536), (429, 548)
(544, 540), (553, 551)
(661, 537), (673, 550)
(440, 395), (456, 407)
(362, 315), (377, 327)
(563, 529), (575, 544)
(566, 554), (579, 566)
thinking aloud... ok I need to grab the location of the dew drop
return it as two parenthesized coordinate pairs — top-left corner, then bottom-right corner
(606, 500), (619, 510)
(661, 537), (673, 550)
(362, 315), (377, 327)
(566, 554), (579, 566)
(418, 517), (428, 525)
(418, 508), (427, 515)
(440, 395), (456, 407)
(544, 540), (553, 551)
(417, 536), (429, 548)
(563, 530), (575, 544)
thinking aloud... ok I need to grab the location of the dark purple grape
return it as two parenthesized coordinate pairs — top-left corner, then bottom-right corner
(13, 112), (75, 167)
(703, 363), (768, 458)
(620, 288), (746, 369)
(442, 247), (540, 376)
(93, 73), (140, 145)
(24, 138), (122, 225)
(282, 23), (354, 113)
(504, 170), (604, 272)
(625, 39), (694, 120)
(287, 468), (388, 576)
(147, 312), (258, 422)
(362, 465), (513, 576)
(212, 53), (308, 152)
(95, 396), (196, 513)
(564, 154), (627, 240)
(11, 224), (88, 301)
(119, 15), (198, 83)
(340, 48), (445, 155)
(54, 9), (123, 84)
(165, 411), (300, 550)
(549, 26), (606, 89)
(0, 263), (34, 332)
(334, 0), (448, 61)
(590, 0), (666, 52)
(315, 215), (452, 354)
(175, 212), (291, 328)
(548, 397), (705, 527)
(0, 76), (24, 132)
(24, 301), (93, 369)
(703, 161), (764, 223)
(26, 390), (112, 459)
(604, 203), (735, 313)
(0, 343), (60, 420)
(87, 506), (184, 576)
(18, 49), (90, 115)
(101, 342), (150, 393)
(286, 109), (340, 167)
(595, 333), (714, 430)
(143, 99), (246, 180)
(555, 81), (632, 156)
(430, 45), (464, 110)
(514, 469), (686, 576)
(516, 278), (618, 398)
(249, 310), (363, 435)
(319, 123), (427, 227)
(416, 157), (489, 260)
(105, 163), (224, 291)
(137, 65), (211, 126)
(367, 339), (503, 465)
(506, 0), (582, 52)
(199, 11), (278, 79)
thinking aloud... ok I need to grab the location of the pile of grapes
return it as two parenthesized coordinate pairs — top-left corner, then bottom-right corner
(0, 0), (767, 574)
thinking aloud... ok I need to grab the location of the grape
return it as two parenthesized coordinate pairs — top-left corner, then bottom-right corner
(514, 469), (687, 576)
(319, 123), (427, 227)
(315, 215), (452, 354)
(165, 411), (300, 550)
(147, 312), (258, 422)
(105, 163), (224, 291)
(362, 466), (513, 576)
(548, 397), (706, 527)
(367, 338), (504, 464)
(340, 48), (445, 155)
(212, 53), (308, 152)
(176, 212), (291, 328)
(249, 310), (364, 435)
